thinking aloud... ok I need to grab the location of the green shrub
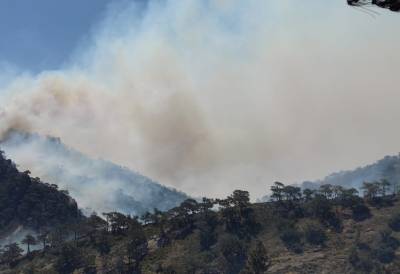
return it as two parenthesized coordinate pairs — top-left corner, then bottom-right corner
(373, 229), (400, 264)
(380, 229), (400, 250)
(348, 245), (375, 273)
(55, 243), (83, 274)
(352, 203), (371, 222)
(219, 235), (246, 262)
(241, 241), (270, 274)
(280, 227), (302, 253)
(388, 213), (400, 231)
(199, 228), (217, 251)
(218, 235), (246, 273)
(304, 223), (327, 246)
(375, 245), (395, 264)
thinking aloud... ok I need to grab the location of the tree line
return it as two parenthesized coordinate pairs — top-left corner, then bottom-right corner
(1, 147), (400, 273)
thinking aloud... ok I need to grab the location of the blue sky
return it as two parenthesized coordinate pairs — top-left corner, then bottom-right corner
(0, 0), (117, 72)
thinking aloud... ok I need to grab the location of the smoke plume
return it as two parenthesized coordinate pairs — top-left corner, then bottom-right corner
(0, 0), (400, 198)
(0, 131), (187, 215)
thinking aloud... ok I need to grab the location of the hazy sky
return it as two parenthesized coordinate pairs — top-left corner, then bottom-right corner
(0, 0), (399, 199)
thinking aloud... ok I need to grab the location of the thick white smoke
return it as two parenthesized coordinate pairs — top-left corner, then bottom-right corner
(0, 0), (400, 199)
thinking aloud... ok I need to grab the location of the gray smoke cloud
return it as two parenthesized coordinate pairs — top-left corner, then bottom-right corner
(0, 0), (400, 199)
(0, 131), (188, 215)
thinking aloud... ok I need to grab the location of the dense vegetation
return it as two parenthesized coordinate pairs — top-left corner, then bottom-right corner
(3, 170), (400, 273)
(0, 151), (81, 232)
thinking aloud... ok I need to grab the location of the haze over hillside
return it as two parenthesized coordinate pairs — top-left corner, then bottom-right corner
(0, 0), (399, 273)
(0, 131), (187, 216)
(0, 150), (81, 247)
(0, 1), (399, 199)
(301, 154), (400, 191)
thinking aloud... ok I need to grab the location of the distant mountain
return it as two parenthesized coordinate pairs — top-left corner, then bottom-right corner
(256, 154), (400, 202)
(300, 154), (400, 191)
(0, 131), (188, 216)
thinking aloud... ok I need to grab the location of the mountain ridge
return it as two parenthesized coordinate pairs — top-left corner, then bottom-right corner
(299, 153), (400, 192)
(0, 131), (188, 216)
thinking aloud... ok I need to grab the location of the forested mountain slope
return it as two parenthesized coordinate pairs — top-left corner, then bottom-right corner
(0, 131), (188, 216)
(0, 151), (81, 234)
(4, 182), (400, 273)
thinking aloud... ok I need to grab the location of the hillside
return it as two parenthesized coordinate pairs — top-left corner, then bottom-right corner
(3, 182), (400, 273)
(0, 151), (81, 238)
(0, 131), (188, 216)
(300, 154), (400, 192)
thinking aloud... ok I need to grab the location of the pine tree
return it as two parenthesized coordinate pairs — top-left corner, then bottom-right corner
(21, 234), (37, 254)
(1, 243), (23, 265)
(38, 230), (49, 250)
(241, 241), (269, 274)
